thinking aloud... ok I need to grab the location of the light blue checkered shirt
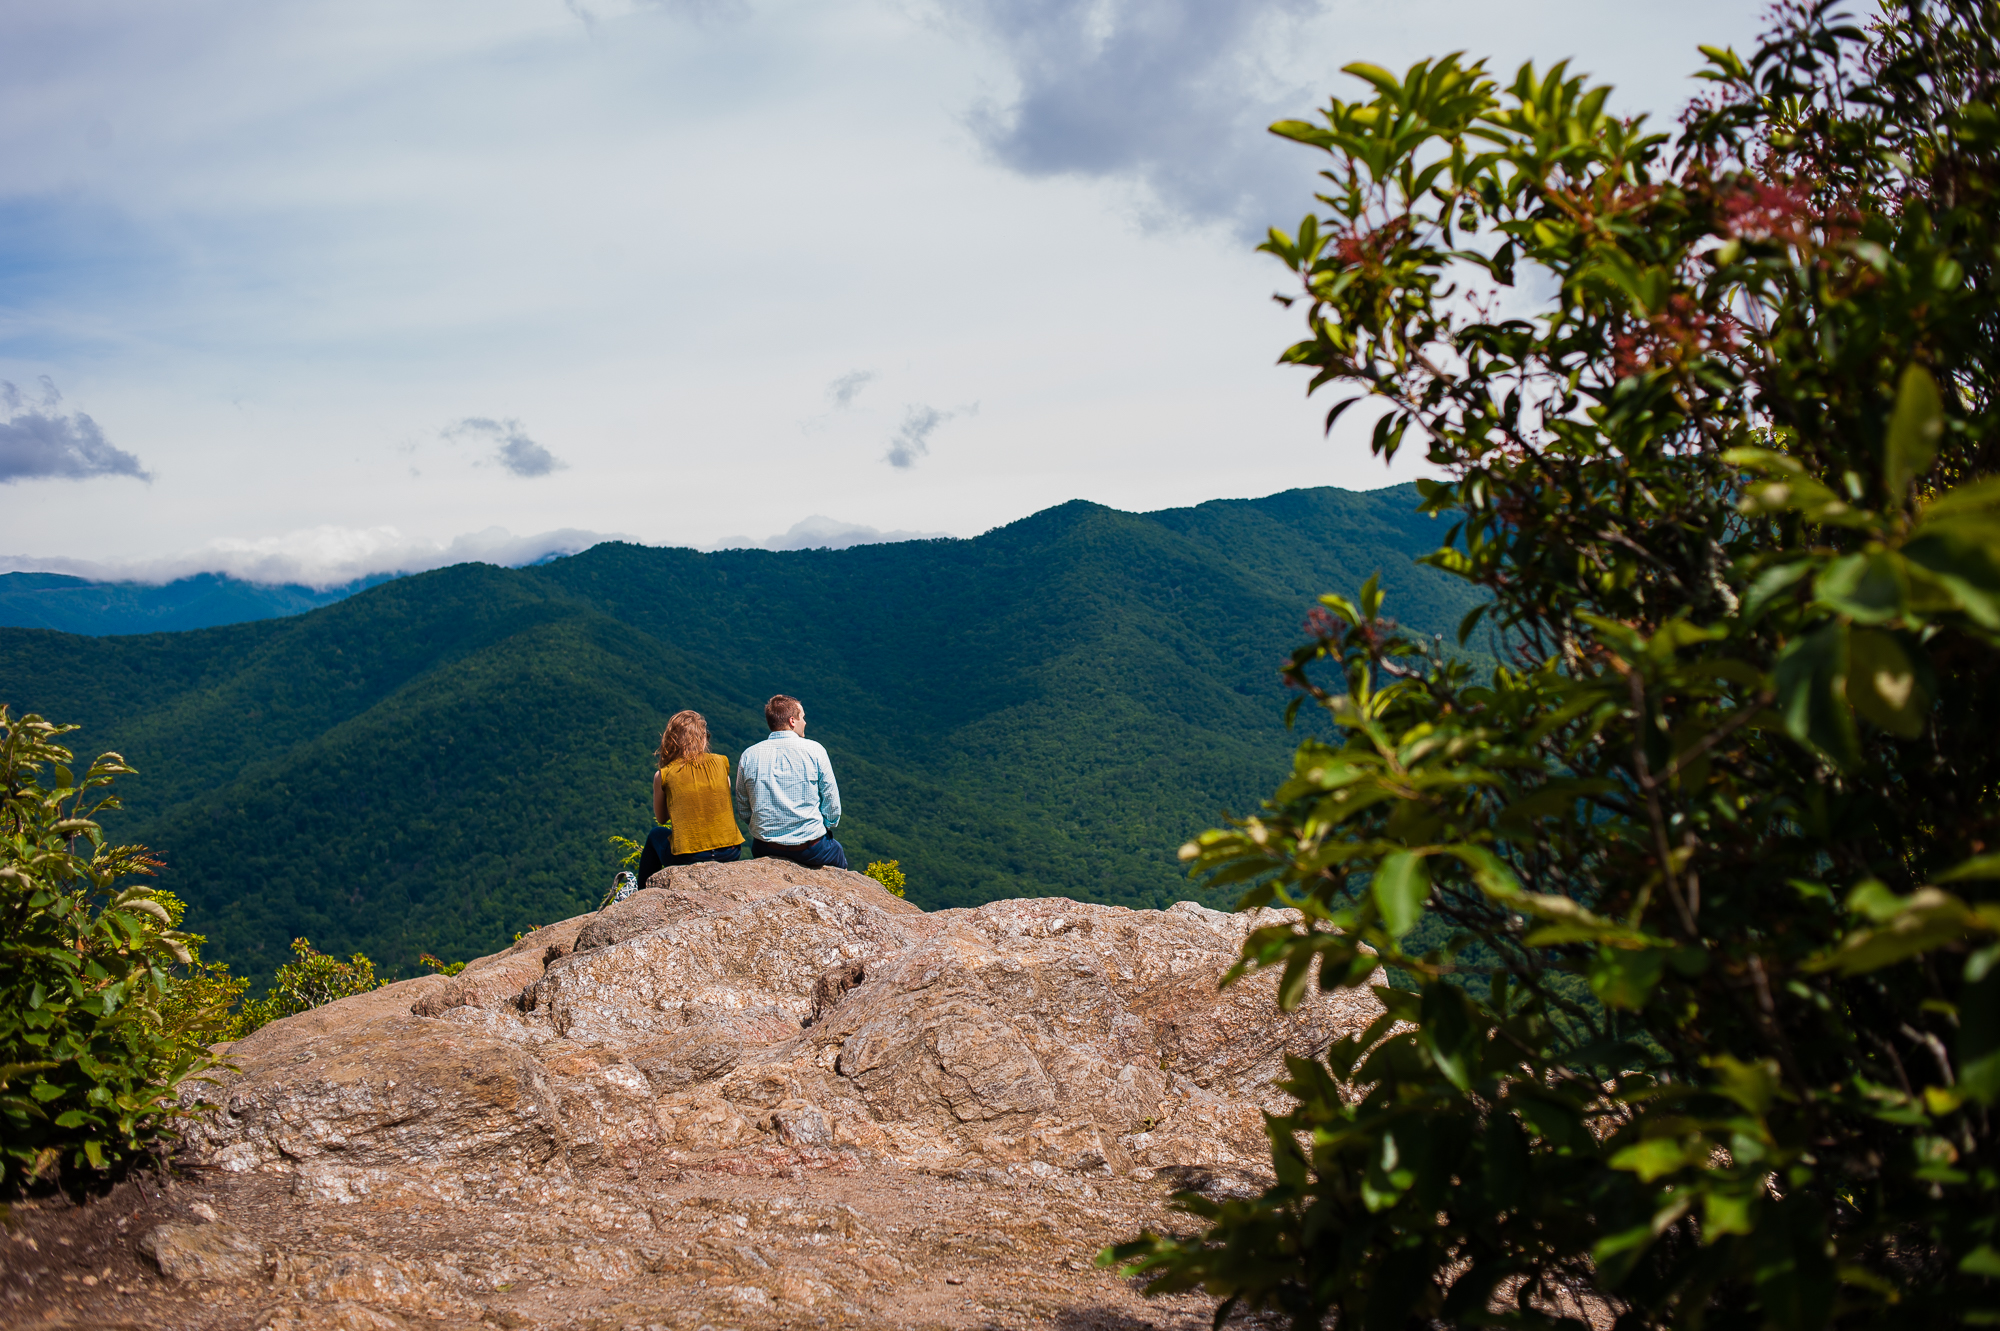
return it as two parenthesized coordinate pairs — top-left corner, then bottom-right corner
(732, 730), (842, 844)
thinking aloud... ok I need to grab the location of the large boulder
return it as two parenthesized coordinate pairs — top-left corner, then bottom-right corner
(180, 860), (1379, 1201)
(179, 974), (573, 1205)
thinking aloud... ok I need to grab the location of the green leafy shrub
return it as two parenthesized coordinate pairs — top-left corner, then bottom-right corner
(608, 832), (645, 872)
(1110, 5), (2000, 1327)
(0, 707), (217, 1187)
(226, 938), (377, 1040)
(416, 953), (465, 977)
(863, 859), (907, 898)
(143, 897), (248, 1066)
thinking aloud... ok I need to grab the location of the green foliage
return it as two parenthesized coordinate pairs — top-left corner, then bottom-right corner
(416, 953), (465, 977)
(1111, 7), (2000, 1327)
(226, 939), (377, 1040)
(0, 486), (1480, 991)
(608, 833), (645, 872)
(141, 893), (248, 1066)
(0, 707), (217, 1188)
(152, 958), (249, 1059)
(863, 859), (907, 898)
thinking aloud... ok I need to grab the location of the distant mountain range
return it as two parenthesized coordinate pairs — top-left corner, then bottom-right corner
(0, 484), (1481, 990)
(0, 526), (962, 636)
(0, 571), (395, 635)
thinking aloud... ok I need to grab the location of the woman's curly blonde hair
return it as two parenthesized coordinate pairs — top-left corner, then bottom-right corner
(657, 710), (711, 771)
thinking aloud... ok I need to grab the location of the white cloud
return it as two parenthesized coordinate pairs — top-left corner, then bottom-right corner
(714, 514), (954, 550)
(0, 525), (625, 589)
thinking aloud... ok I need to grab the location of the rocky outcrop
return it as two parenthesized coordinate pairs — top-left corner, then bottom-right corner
(0, 863), (1396, 1328)
(181, 860), (1377, 1205)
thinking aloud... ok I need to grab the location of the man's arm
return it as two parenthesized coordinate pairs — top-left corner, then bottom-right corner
(817, 746), (842, 830)
(733, 751), (755, 830)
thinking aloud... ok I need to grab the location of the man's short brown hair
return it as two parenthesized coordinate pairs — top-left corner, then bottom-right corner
(765, 695), (803, 731)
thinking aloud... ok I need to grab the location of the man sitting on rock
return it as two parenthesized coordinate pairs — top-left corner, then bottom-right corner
(734, 694), (849, 870)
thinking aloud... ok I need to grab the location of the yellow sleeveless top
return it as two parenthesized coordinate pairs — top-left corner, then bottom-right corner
(662, 753), (744, 854)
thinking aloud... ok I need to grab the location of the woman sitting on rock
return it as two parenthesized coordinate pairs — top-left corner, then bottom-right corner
(634, 709), (745, 887)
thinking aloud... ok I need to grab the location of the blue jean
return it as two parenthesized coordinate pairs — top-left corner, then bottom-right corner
(752, 835), (849, 871)
(636, 825), (741, 885)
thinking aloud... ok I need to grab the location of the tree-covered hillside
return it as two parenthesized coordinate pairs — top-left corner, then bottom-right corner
(0, 485), (1477, 987)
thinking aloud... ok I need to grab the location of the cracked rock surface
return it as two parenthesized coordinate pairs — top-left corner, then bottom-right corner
(3, 861), (1380, 1328)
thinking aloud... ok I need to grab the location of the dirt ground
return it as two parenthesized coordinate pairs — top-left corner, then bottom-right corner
(0, 1146), (1283, 1331)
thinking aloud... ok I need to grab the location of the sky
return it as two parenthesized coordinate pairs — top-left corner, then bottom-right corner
(0, 0), (1766, 586)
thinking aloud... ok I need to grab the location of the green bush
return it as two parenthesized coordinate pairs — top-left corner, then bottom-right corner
(143, 894), (248, 1067)
(863, 859), (907, 898)
(226, 938), (378, 1040)
(608, 832), (646, 873)
(1110, 5), (2000, 1327)
(601, 830), (650, 910)
(0, 707), (219, 1187)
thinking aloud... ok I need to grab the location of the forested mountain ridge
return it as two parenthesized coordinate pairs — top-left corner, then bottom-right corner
(0, 484), (1479, 988)
(0, 570), (388, 634)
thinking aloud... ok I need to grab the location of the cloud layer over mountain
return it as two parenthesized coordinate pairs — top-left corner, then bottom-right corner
(715, 515), (955, 551)
(1, 525), (624, 590)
